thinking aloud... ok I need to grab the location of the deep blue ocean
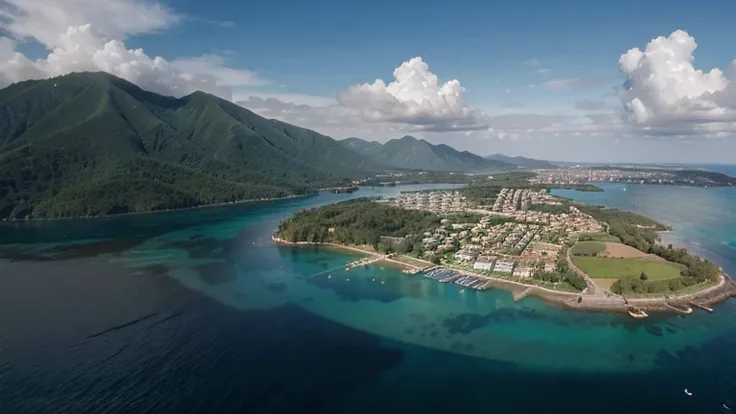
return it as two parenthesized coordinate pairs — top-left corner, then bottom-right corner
(2, 182), (736, 413)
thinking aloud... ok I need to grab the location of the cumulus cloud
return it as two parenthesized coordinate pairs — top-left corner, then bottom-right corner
(169, 54), (265, 88)
(336, 57), (490, 132)
(0, 0), (179, 48)
(0, 25), (262, 100)
(0, 0), (270, 100)
(619, 29), (736, 126)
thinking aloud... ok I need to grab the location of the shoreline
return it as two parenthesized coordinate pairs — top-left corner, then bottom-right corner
(272, 237), (736, 315)
(1, 194), (315, 224)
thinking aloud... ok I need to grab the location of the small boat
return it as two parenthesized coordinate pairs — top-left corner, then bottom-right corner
(684, 389), (692, 396)
(628, 306), (648, 319)
(459, 289), (465, 294)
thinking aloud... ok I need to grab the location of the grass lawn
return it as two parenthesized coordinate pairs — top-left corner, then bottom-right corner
(579, 232), (621, 242)
(572, 256), (681, 280)
(571, 241), (605, 255)
(594, 278), (619, 290)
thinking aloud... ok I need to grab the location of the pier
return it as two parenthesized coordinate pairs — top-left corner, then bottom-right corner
(664, 302), (693, 315)
(689, 301), (714, 313)
(513, 287), (533, 302)
(345, 256), (382, 270)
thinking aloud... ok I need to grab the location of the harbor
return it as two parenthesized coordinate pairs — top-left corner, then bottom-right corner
(424, 268), (491, 291)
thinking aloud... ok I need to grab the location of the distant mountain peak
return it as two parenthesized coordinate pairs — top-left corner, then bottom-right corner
(484, 153), (558, 169)
(339, 135), (515, 172)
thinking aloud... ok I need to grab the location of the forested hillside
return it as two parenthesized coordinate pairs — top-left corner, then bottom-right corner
(340, 136), (515, 172)
(0, 72), (382, 219)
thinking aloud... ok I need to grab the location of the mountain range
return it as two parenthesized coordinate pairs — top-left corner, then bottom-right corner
(340, 136), (516, 172)
(484, 154), (559, 169)
(0, 71), (555, 220)
(0, 72), (384, 219)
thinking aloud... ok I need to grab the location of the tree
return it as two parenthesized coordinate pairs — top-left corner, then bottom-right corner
(640, 271), (648, 281)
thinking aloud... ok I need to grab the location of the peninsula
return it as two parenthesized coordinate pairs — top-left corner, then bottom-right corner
(274, 181), (735, 315)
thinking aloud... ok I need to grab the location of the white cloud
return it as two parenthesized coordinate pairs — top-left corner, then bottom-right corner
(619, 29), (736, 126)
(169, 54), (266, 88)
(0, 25), (248, 100)
(234, 91), (335, 107)
(539, 75), (615, 90)
(0, 0), (179, 48)
(336, 57), (490, 132)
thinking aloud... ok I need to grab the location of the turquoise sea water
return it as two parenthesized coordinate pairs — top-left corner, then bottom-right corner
(2, 183), (736, 413)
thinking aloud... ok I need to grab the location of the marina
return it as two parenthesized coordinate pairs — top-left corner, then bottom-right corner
(424, 268), (490, 291)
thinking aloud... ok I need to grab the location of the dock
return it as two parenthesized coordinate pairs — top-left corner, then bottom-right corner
(664, 302), (693, 315)
(513, 287), (533, 302)
(344, 256), (383, 271)
(689, 301), (714, 313)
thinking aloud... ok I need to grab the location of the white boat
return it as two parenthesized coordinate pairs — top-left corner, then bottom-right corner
(684, 389), (692, 396)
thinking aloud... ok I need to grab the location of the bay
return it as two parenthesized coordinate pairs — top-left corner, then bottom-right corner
(1, 183), (735, 413)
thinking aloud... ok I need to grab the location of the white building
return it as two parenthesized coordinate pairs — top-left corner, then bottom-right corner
(454, 250), (478, 262)
(514, 267), (533, 278)
(473, 256), (493, 272)
(494, 261), (514, 274)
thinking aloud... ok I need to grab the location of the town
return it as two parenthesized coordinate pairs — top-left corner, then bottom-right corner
(387, 189), (603, 284)
(530, 167), (735, 187)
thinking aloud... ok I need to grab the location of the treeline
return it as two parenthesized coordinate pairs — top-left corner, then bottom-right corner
(0, 152), (322, 219)
(579, 205), (720, 294)
(548, 248), (588, 291)
(277, 198), (441, 251)
(536, 184), (603, 192)
(577, 205), (668, 252)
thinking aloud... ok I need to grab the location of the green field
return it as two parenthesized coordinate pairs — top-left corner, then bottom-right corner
(572, 256), (681, 280)
(571, 241), (605, 255)
(578, 232), (621, 242)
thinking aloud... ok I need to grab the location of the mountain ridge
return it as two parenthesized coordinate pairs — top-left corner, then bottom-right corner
(0, 71), (382, 219)
(484, 153), (559, 169)
(339, 136), (515, 172)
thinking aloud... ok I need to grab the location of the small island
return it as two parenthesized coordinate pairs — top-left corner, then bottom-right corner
(274, 181), (736, 316)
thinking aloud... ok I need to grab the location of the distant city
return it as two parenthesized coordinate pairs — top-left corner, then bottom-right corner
(530, 167), (735, 187)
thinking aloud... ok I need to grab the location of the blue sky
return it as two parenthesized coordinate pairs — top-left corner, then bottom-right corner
(3, 0), (736, 162)
(134, 0), (735, 101)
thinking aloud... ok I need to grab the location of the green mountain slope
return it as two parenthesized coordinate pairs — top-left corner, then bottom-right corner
(484, 153), (559, 169)
(0, 72), (380, 219)
(339, 136), (515, 172)
(340, 137), (383, 155)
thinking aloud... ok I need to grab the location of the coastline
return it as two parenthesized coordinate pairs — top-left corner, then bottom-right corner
(1, 194), (315, 224)
(272, 236), (736, 315)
